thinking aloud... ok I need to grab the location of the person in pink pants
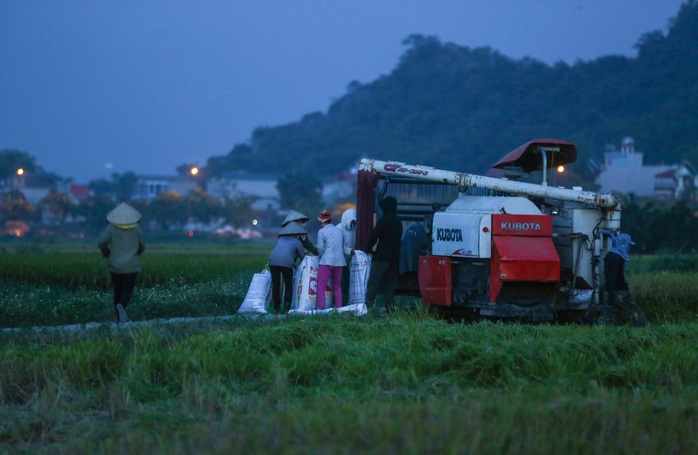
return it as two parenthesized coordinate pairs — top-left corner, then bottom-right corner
(316, 210), (346, 310)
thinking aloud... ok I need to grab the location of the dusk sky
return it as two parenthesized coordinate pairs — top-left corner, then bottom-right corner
(0, 1), (686, 183)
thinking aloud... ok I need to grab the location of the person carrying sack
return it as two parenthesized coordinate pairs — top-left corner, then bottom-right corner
(269, 223), (306, 313)
(281, 210), (318, 255)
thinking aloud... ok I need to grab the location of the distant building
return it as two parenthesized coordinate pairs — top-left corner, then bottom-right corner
(131, 176), (197, 200)
(206, 168), (359, 214)
(654, 162), (696, 201)
(595, 137), (695, 200)
(322, 169), (357, 202)
(207, 171), (280, 211)
(0, 174), (26, 192)
(68, 183), (92, 203)
(0, 173), (50, 204)
(18, 187), (51, 205)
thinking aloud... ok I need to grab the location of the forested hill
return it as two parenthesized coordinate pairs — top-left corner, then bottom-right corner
(207, 1), (697, 183)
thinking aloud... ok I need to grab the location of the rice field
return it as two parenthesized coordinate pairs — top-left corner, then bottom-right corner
(1, 242), (697, 453)
(0, 242), (271, 327)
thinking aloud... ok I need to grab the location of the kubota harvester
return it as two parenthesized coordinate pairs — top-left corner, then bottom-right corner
(356, 139), (621, 322)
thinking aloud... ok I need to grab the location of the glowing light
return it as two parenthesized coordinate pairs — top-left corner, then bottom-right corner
(252, 219), (258, 226)
(190, 167), (199, 176)
(188, 231), (194, 237)
(16, 168), (24, 176)
(557, 165), (565, 173)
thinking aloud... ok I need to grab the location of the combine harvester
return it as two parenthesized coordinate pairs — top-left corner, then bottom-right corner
(356, 139), (621, 322)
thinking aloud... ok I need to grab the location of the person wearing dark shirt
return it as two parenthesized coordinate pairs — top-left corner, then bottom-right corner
(363, 196), (403, 313)
(601, 230), (646, 327)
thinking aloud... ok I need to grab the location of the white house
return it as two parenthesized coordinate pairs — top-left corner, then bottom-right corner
(654, 162), (696, 201)
(206, 168), (358, 213)
(131, 176), (198, 200)
(206, 172), (280, 211)
(595, 137), (675, 197)
(321, 169), (357, 202)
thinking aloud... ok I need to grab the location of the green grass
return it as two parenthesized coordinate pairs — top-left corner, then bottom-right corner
(0, 242), (272, 327)
(630, 271), (698, 322)
(0, 242), (270, 289)
(3, 245), (697, 328)
(1, 315), (696, 454)
(2, 243), (698, 453)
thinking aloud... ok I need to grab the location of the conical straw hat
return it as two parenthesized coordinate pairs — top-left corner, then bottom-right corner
(107, 202), (141, 224)
(278, 223), (307, 237)
(281, 210), (309, 227)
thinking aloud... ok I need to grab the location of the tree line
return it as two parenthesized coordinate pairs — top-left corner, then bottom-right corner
(0, 149), (329, 238)
(0, 186), (257, 238)
(2, 147), (698, 252)
(206, 1), (697, 189)
(621, 197), (698, 254)
(0, 155), (259, 237)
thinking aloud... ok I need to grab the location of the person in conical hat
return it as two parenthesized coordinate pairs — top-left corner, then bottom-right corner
(277, 222), (307, 237)
(106, 202), (141, 225)
(281, 210), (310, 227)
(280, 209), (318, 255)
(98, 202), (146, 323)
(268, 221), (307, 313)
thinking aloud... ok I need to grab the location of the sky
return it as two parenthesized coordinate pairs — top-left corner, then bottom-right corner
(0, 1), (687, 183)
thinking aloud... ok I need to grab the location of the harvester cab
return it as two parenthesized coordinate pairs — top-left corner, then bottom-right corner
(356, 139), (621, 322)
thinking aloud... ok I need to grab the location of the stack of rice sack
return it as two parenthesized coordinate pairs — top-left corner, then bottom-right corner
(289, 252), (369, 315)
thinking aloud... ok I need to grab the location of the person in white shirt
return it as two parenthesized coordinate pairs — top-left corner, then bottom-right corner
(316, 210), (346, 310)
(336, 208), (357, 301)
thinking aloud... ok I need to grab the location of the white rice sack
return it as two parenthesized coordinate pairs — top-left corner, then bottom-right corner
(336, 303), (368, 316)
(292, 256), (320, 312)
(320, 271), (335, 309)
(238, 270), (272, 314)
(570, 289), (593, 305)
(290, 258), (306, 310)
(289, 303), (367, 316)
(291, 256), (340, 313)
(349, 250), (371, 305)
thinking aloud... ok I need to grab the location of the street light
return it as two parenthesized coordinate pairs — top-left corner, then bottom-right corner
(9, 168), (26, 190)
(190, 167), (199, 176)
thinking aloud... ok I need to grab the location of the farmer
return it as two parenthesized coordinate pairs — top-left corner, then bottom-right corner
(269, 222), (306, 313)
(363, 196), (403, 313)
(601, 230), (647, 327)
(336, 207), (357, 303)
(98, 202), (146, 323)
(281, 210), (318, 255)
(316, 210), (346, 310)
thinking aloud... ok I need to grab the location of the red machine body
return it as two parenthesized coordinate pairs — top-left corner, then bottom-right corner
(489, 214), (559, 302)
(357, 139), (621, 321)
(418, 213), (560, 307)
